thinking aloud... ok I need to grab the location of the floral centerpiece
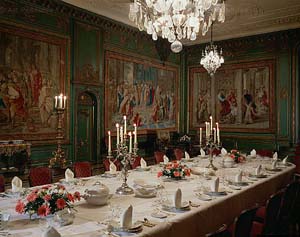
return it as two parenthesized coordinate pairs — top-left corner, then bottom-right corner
(157, 161), (191, 179)
(229, 149), (245, 163)
(15, 184), (80, 218)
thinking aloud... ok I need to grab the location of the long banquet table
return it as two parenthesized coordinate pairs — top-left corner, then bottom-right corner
(1, 156), (295, 237)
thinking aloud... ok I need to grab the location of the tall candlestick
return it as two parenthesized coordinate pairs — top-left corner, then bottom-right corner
(116, 123), (120, 145)
(123, 115), (127, 137)
(59, 94), (63, 109)
(63, 95), (67, 109)
(128, 132), (132, 153)
(210, 116), (213, 133)
(133, 123), (137, 143)
(216, 122), (220, 144)
(120, 126), (123, 144)
(200, 127), (202, 146)
(108, 131), (111, 153)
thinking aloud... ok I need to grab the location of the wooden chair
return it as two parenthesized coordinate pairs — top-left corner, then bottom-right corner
(103, 158), (121, 171)
(0, 175), (5, 192)
(29, 167), (52, 187)
(174, 148), (184, 160)
(131, 156), (141, 169)
(154, 151), (165, 164)
(206, 224), (230, 237)
(228, 205), (259, 237)
(256, 150), (273, 158)
(251, 190), (284, 236)
(73, 161), (92, 178)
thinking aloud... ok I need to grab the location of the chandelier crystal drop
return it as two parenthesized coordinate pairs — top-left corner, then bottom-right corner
(129, 0), (225, 53)
(200, 24), (224, 76)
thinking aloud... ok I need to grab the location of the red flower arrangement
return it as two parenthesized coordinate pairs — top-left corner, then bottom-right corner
(157, 161), (191, 179)
(229, 149), (245, 163)
(15, 184), (80, 218)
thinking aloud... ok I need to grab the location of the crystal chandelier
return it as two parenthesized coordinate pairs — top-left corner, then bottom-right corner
(129, 0), (225, 53)
(200, 24), (224, 76)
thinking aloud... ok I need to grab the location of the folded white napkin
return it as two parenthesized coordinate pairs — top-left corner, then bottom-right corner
(282, 156), (288, 164)
(273, 152), (278, 160)
(65, 168), (74, 182)
(11, 176), (22, 192)
(221, 148), (227, 156)
(255, 165), (262, 176)
(250, 149), (256, 157)
(174, 188), (182, 209)
(200, 148), (206, 157)
(210, 177), (219, 192)
(184, 151), (190, 160)
(140, 158), (147, 168)
(272, 160), (277, 169)
(235, 171), (243, 182)
(109, 161), (117, 174)
(120, 205), (133, 229)
(42, 226), (61, 237)
(163, 155), (169, 164)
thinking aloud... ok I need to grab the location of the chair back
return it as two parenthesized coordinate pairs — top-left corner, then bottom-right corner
(263, 190), (284, 234)
(174, 148), (184, 160)
(0, 175), (5, 192)
(154, 151), (164, 164)
(279, 181), (300, 219)
(131, 156), (141, 169)
(233, 205), (259, 237)
(206, 224), (230, 237)
(29, 167), (52, 187)
(73, 162), (92, 178)
(103, 159), (121, 171)
(257, 150), (273, 158)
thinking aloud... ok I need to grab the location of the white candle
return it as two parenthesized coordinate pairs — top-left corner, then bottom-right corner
(134, 123), (137, 143)
(116, 123), (120, 145)
(120, 126), (123, 144)
(59, 94), (63, 108)
(108, 131), (111, 153)
(200, 127), (202, 145)
(123, 115), (127, 137)
(54, 96), (58, 109)
(213, 128), (216, 143)
(216, 122), (220, 144)
(129, 132), (132, 153)
(210, 116), (213, 133)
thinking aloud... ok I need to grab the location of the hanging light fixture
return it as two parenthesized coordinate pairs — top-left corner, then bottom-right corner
(200, 23), (224, 76)
(129, 0), (225, 53)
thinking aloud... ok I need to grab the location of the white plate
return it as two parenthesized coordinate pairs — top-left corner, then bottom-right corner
(135, 166), (151, 171)
(162, 201), (190, 211)
(195, 193), (212, 201)
(135, 192), (156, 198)
(151, 211), (168, 219)
(59, 178), (78, 184)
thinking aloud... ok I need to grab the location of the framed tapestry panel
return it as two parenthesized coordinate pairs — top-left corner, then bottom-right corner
(0, 23), (69, 143)
(189, 60), (275, 132)
(105, 51), (179, 133)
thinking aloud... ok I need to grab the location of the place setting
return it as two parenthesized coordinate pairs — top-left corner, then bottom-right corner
(160, 188), (191, 213)
(248, 165), (268, 179)
(265, 160), (282, 172)
(101, 162), (119, 178)
(59, 168), (79, 185)
(204, 177), (227, 197)
(227, 171), (249, 187)
(134, 158), (151, 172)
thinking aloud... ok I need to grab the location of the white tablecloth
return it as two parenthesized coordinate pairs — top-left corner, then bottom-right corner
(2, 157), (295, 237)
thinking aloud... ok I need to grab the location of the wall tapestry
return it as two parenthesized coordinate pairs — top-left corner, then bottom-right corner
(189, 60), (275, 132)
(0, 23), (69, 143)
(105, 51), (178, 132)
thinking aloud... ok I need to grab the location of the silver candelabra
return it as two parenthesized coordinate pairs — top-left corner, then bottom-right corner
(114, 139), (138, 195)
(200, 135), (222, 171)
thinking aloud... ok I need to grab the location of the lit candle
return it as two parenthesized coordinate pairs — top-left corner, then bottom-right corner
(199, 127), (202, 145)
(213, 128), (216, 143)
(216, 122), (220, 144)
(59, 94), (63, 109)
(120, 126), (123, 144)
(210, 116), (213, 133)
(54, 96), (58, 109)
(134, 123), (137, 144)
(108, 131), (111, 153)
(123, 115), (127, 137)
(128, 132), (132, 153)
(116, 123), (120, 145)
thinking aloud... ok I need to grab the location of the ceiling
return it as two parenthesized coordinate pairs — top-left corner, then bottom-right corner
(62, 0), (300, 45)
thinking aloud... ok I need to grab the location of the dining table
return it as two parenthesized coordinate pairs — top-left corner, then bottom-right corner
(0, 155), (295, 237)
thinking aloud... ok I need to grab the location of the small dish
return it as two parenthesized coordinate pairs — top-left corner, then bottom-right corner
(205, 191), (227, 196)
(135, 166), (151, 171)
(151, 211), (168, 219)
(265, 167), (281, 172)
(195, 193), (212, 201)
(249, 174), (267, 178)
(162, 201), (190, 212)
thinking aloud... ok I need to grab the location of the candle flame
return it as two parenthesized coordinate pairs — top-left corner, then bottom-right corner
(116, 123), (119, 128)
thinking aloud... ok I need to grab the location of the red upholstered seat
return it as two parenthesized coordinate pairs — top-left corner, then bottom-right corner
(73, 162), (92, 178)
(174, 148), (184, 160)
(251, 221), (264, 237)
(255, 206), (266, 220)
(29, 167), (52, 187)
(0, 175), (5, 192)
(103, 159), (121, 171)
(154, 151), (165, 164)
(131, 156), (141, 169)
(257, 150), (273, 158)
